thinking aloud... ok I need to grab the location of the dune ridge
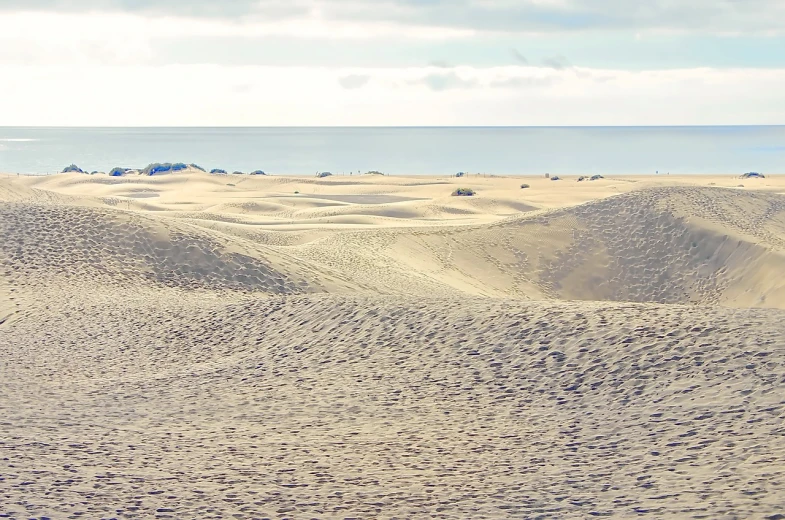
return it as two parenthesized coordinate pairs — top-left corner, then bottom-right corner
(2, 171), (785, 518)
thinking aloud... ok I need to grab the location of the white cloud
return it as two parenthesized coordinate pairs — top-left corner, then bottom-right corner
(0, 11), (475, 67)
(1, 64), (783, 126)
(416, 71), (479, 91)
(541, 55), (571, 70)
(3, 0), (785, 34)
(338, 74), (371, 89)
(511, 48), (529, 64)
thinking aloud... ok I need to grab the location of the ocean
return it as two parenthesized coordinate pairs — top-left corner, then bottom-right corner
(1, 126), (783, 176)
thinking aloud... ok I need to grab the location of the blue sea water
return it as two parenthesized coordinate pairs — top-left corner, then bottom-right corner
(0, 126), (783, 176)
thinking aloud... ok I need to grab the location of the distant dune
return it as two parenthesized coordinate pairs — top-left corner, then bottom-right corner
(2, 170), (784, 518)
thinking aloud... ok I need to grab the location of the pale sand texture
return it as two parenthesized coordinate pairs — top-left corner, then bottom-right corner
(2, 169), (785, 519)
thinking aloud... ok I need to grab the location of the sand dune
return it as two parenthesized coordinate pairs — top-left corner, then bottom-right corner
(2, 170), (785, 518)
(389, 186), (785, 306)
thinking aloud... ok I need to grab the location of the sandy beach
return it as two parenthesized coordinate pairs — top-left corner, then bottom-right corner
(2, 169), (785, 519)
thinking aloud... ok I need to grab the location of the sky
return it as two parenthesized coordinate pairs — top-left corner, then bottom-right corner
(0, 0), (784, 126)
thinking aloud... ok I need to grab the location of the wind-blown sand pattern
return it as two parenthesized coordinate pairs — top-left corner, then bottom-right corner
(2, 170), (785, 519)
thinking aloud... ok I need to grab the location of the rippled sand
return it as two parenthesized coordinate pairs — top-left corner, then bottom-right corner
(2, 170), (785, 519)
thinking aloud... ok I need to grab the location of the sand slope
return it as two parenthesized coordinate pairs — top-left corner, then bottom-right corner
(2, 293), (784, 518)
(0, 200), (370, 298)
(2, 171), (785, 518)
(274, 186), (785, 306)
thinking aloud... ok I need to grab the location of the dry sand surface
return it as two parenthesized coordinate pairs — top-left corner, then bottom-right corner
(2, 169), (785, 519)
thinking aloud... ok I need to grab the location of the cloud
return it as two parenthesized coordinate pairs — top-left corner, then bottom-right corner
(232, 82), (254, 94)
(417, 72), (478, 91)
(542, 55), (571, 70)
(428, 60), (453, 69)
(1, 2), (783, 129)
(338, 74), (370, 89)
(1, 64), (785, 125)
(1, 2), (782, 75)
(407, 66), (576, 91)
(1, 0), (784, 34)
(490, 76), (556, 88)
(511, 48), (528, 64)
(0, 9), (475, 53)
(0, 0), (289, 18)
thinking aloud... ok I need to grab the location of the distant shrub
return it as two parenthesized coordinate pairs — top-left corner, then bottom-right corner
(577, 176), (586, 182)
(550, 176), (561, 181)
(140, 162), (186, 175)
(365, 170), (383, 175)
(189, 163), (206, 172)
(226, 183), (235, 187)
(62, 164), (84, 173)
(108, 167), (125, 177)
(210, 168), (227, 174)
(520, 183), (530, 189)
(232, 170), (244, 175)
(294, 190), (300, 194)
(250, 170), (266, 175)
(142, 163), (173, 176)
(90, 171), (98, 175)
(452, 187), (476, 196)
(455, 172), (466, 177)
(317, 171), (332, 178)
(590, 174), (604, 181)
